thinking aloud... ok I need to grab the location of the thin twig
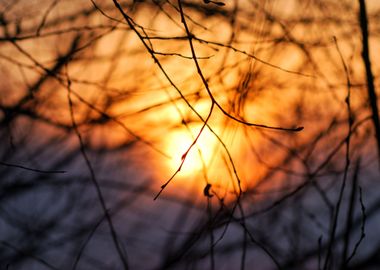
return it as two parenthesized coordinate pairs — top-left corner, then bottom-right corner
(346, 186), (366, 264)
(323, 36), (353, 270)
(0, 161), (65, 174)
(65, 65), (129, 270)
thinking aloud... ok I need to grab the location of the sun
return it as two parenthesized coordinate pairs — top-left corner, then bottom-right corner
(164, 126), (216, 177)
(155, 119), (253, 198)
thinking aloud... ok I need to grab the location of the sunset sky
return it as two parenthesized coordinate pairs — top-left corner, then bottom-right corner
(1, 0), (380, 269)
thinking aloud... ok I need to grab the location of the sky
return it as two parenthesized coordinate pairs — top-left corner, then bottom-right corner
(1, 0), (380, 269)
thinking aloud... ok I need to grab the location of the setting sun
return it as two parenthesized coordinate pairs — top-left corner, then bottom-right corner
(164, 126), (216, 177)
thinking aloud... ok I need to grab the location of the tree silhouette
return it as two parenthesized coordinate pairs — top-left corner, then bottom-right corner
(1, 0), (379, 269)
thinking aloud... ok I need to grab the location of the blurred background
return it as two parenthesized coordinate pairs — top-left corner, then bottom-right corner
(1, 0), (380, 269)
